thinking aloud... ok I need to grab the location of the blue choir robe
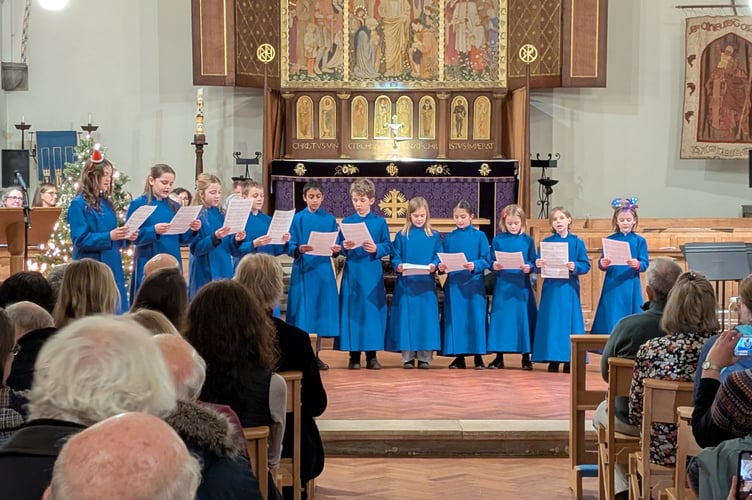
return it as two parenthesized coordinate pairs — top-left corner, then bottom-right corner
(234, 211), (286, 266)
(188, 206), (239, 298)
(286, 208), (340, 338)
(385, 227), (442, 352)
(488, 232), (538, 354)
(590, 231), (649, 334)
(440, 226), (490, 356)
(68, 193), (129, 313)
(532, 232), (591, 363)
(337, 212), (390, 352)
(127, 194), (196, 301)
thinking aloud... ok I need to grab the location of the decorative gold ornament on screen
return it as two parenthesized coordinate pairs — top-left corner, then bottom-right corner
(318, 96), (336, 139)
(350, 96), (369, 139)
(373, 95), (392, 139)
(296, 96), (314, 140)
(418, 96), (436, 140)
(378, 189), (408, 218)
(449, 96), (468, 140)
(473, 95), (491, 140)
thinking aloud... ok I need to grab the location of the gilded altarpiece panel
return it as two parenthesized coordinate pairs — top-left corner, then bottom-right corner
(280, 0), (508, 89)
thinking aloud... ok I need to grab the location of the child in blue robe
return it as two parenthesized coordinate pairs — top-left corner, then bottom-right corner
(188, 173), (245, 298)
(127, 164), (200, 302)
(68, 150), (136, 313)
(591, 198), (649, 334)
(533, 206), (591, 372)
(488, 204), (537, 370)
(338, 178), (391, 370)
(287, 181), (341, 365)
(386, 196), (442, 369)
(439, 200), (490, 369)
(234, 180), (290, 266)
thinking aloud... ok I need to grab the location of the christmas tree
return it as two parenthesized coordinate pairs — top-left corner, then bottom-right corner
(35, 136), (133, 282)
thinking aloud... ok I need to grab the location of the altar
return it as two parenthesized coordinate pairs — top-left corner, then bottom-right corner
(270, 158), (517, 237)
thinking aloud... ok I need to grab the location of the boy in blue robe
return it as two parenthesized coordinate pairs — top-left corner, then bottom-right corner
(338, 179), (391, 370)
(287, 181), (341, 368)
(234, 180), (290, 267)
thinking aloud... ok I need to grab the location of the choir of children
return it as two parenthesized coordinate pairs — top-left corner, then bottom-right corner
(73, 156), (646, 372)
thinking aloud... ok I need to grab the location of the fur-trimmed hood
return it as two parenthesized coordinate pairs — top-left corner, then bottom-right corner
(165, 400), (244, 458)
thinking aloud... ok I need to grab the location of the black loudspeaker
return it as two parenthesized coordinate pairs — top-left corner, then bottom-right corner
(1, 149), (29, 188)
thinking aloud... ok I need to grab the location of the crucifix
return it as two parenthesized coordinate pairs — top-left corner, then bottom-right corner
(386, 114), (404, 159)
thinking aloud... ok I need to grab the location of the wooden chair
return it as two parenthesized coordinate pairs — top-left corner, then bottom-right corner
(628, 379), (694, 500)
(277, 371), (303, 500)
(244, 426), (270, 500)
(665, 406), (701, 500)
(597, 357), (640, 500)
(569, 334), (610, 499)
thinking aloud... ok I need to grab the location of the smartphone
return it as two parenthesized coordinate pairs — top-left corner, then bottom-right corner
(738, 451), (752, 499)
(734, 325), (752, 357)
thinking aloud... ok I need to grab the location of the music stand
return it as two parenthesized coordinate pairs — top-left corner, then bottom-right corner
(231, 152), (261, 183)
(681, 242), (750, 325)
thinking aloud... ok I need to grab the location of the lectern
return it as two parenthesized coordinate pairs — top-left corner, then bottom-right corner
(681, 242), (750, 324)
(0, 208), (61, 275)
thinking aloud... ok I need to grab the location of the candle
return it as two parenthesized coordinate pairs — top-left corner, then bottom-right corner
(88, 113), (92, 124)
(21, 115), (24, 123)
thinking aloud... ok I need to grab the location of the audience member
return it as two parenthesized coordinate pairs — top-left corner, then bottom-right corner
(45, 412), (201, 500)
(170, 187), (192, 206)
(0, 308), (25, 444)
(52, 259), (120, 328)
(4, 301), (56, 391)
(131, 267), (188, 332)
(184, 281), (286, 468)
(2, 187), (23, 208)
(0, 270), (55, 313)
(154, 334), (262, 500)
(32, 182), (57, 208)
(235, 253), (327, 492)
(0, 315), (176, 499)
(128, 308), (181, 336)
(45, 263), (70, 302)
(143, 252), (180, 278)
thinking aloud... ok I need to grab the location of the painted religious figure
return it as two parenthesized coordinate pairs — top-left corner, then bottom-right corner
(378, 0), (412, 77)
(408, 16), (439, 79)
(700, 36), (752, 142)
(396, 96), (413, 138)
(351, 96), (369, 139)
(296, 96), (314, 139)
(473, 95), (491, 140)
(319, 96), (337, 139)
(444, 0), (498, 82)
(288, 0), (345, 81)
(450, 96), (468, 140)
(374, 95), (392, 138)
(419, 96), (436, 139)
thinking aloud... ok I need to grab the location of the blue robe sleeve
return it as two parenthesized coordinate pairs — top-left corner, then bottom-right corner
(524, 236), (537, 269)
(190, 215), (221, 257)
(68, 199), (114, 252)
(391, 233), (404, 271)
(571, 236), (591, 276)
(288, 214), (302, 258)
(373, 218), (391, 259)
(129, 199), (159, 247)
(636, 235), (649, 272)
(432, 233), (443, 268)
(471, 231), (490, 274)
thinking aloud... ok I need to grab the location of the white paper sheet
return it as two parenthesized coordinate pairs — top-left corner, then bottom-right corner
(494, 250), (524, 270)
(438, 252), (468, 273)
(223, 198), (253, 234)
(164, 205), (203, 235)
(602, 238), (633, 265)
(339, 222), (374, 248)
(401, 263), (432, 276)
(266, 209), (295, 244)
(540, 242), (570, 279)
(306, 231), (338, 256)
(123, 205), (157, 238)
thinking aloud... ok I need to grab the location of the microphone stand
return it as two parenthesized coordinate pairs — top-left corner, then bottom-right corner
(20, 183), (31, 271)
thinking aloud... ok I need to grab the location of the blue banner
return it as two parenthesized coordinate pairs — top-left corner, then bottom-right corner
(36, 130), (76, 184)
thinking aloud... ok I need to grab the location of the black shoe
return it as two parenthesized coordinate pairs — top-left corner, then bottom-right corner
(547, 362), (559, 373)
(474, 355), (485, 369)
(348, 361), (361, 370)
(316, 357), (329, 371)
(562, 363), (571, 374)
(403, 360), (415, 369)
(418, 361), (430, 369)
(448, 356), (466, 369)
(521, 361), (533, 371)
(366, 358), (382, 370)
(488, 355), (505, 369)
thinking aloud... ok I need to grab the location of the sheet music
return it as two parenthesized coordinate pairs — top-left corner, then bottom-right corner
(494, 251), (525, 270)
(123, 205), (156, 238)
(266, 209), (295, 244)
(223, 198), (253, 234)
(401, 263), (432, 276)
(602, 238), (633, 265)
(164, 205), (202, 235)
(340, 222), (374, 248)
(540, 242), (570, 279)
(306, 231), (338, 256)
(438, 252), (468, 273)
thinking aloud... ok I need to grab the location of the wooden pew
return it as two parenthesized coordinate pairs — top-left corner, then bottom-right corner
(569, 334), (609, 499)
(665, 406), (701, 500)
(244, 426), (270, 499)
(277, 371), (303, 500)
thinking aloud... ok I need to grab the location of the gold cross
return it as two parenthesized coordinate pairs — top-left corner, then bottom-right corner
(378, 189), (408, 219)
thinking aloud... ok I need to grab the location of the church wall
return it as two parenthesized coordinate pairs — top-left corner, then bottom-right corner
(531, 0), (752, 220)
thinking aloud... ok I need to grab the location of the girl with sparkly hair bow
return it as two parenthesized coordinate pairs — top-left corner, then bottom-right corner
(590, 197), (649, 334)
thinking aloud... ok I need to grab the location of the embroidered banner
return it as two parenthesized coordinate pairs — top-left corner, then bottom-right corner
(36, 131), (76, 184)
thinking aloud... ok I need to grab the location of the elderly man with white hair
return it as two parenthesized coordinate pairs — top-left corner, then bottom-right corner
(0, 316), (177, 499)
(154, 334), (263, 500)
(44, 412), (201, 500)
